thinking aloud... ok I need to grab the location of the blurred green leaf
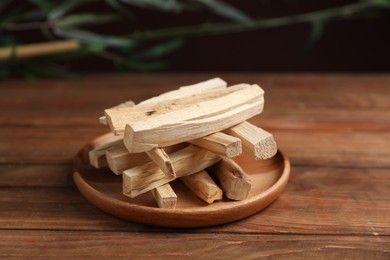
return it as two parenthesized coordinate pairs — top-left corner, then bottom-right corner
(54, 28), (136, 47)
(49, 0), (98, 20)
(57, 13), (120, 28)
(131, 38), (183, 59)
(194, 0), (253, 23)
(305, 19), (326, 50)
(373, 0), (390, 7)
(120, 0), (182, 12)
(105, 0), (134, 19)
(28, 0), (53, 12)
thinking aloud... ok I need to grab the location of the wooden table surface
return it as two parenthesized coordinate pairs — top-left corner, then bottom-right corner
(1, 73), (389, 258)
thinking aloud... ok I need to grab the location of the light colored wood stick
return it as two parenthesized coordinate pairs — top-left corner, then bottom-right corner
(99, 100), (135, 125)
(106, 84), (263, 136)
(138, 77), (227, 106)
(146, 147), (175, 178)
(106, 145), (151, 175)
(106, 143), (186, 175)
(189, 132), (242, 158)
(89, 149), (108, 168)
(180, 170), (223, 204)
(224, 121), (277, 160)
(119, 84), (264, 152)
(209, 157), (252, 200)
(105, 78), (229, 134)
(151, 183), (177, 209)
(122, 145), (221, 198)
(88, 132), (123, 168)
(0, 40), (79, 60)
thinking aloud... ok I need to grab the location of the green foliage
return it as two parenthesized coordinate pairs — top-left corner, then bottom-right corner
(0, 0), (389, 79)
(57, 13), (120, 28)
(194, 0), (253, 23)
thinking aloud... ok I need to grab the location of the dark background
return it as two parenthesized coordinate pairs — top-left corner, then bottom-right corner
(6, 0), (390, 72)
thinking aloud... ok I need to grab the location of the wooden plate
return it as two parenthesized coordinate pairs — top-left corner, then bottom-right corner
(73, 136), (290, 228)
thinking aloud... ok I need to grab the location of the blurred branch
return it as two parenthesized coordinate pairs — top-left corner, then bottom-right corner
(0, 0), (389, 79)
(128, 1), (382, 40)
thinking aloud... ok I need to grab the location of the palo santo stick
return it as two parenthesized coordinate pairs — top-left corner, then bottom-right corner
(106, 84), (263, 136)
(106, 78), (227, 133)
(0, 40), (79, 60)
(138, 77), (227, 106)
(189, 132), (242, 158)
(151, 183), (177, 209)
(106, 145), (151, 175)
(146, 147), (175, 178)
(89, 132), (123, 168)
(180, 170), (223, 204)
(99, 100), (135, 125)
(209, 157), (251, 200)
(123, 145), (221, 198)
(106, 143), (186, 175)
(224, 121), (277, 160)
(119, 84), (264, 152)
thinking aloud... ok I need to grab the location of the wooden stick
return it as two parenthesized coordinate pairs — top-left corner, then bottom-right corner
(106, 84), (263, 136)
(105, 78), (229, 134)
(88, 132), (123, 168)
(189, 132), (242, 158)
(119, 84), (264, 152)
(106, 145), (151, 175)
(138, 77), (227, 106)
(0, 40), (79, 60)
(106, 143), (186, 175)
(209, 157), (251, 200)
(146, 147), (175, 178)
(180, 170), (223, 204)
(151, 183), (177, 209)
(224, 121), (277, 160)
(122, 145), (221, 198)
(99, 100), (135, 125)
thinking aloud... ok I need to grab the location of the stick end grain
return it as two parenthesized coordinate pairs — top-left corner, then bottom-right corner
(254, 135), (277, 160)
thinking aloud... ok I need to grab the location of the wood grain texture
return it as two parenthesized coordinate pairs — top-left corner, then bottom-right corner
(151, 183), (177, 209)
(0, 231), (389, 259)
(121, 84), (264, 152)
(1, 73), (389, 257)
(180, 170), (223, 204)
(189, 132), (242, 158)
(122, 145), (221, 198)
(225, 121), (277, 160)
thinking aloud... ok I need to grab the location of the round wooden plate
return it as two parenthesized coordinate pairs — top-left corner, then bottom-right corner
(73, 137), (290, 228)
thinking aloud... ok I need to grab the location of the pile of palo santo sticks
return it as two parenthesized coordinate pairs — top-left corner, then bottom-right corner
(89, 78), (277, 208)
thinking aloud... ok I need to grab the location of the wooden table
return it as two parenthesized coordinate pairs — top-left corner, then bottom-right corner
(1, 73), (389, 258)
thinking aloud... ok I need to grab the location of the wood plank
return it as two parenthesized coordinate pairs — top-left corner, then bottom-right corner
(1, 126), (390, 168)
(0, 231), (389, 259)
(189, 132), (242, 158)
(180, 170), (223, 204)
(0, 164), (72, 187)
(1, 167), (389, 235)
(225, 121), (277, 160)
(151, 183), (177, 209)
(123, 145), (221, 198)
